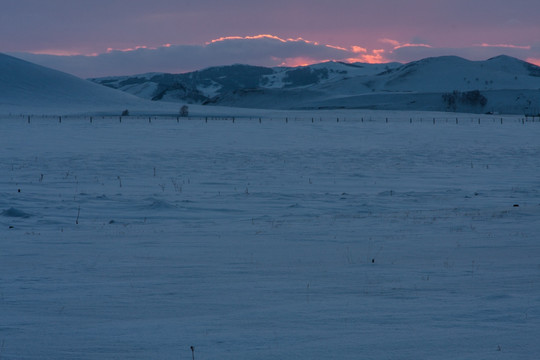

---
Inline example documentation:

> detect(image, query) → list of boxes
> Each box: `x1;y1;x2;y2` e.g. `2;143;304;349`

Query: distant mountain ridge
91;55;540;114
91;62;398;104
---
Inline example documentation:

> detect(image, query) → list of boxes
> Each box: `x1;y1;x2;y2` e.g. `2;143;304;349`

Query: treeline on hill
442;90;488;111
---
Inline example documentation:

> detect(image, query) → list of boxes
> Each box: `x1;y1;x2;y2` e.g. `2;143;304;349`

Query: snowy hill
91;62;399;104
379;55;540;92
91;56;540;114
2;52;539;115
0;53;180;115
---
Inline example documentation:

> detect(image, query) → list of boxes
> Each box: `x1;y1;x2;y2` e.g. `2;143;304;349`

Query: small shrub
180;105;189;117
442;90;487;111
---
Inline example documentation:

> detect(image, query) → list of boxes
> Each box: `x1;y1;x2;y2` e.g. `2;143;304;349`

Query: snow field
1;113;540;359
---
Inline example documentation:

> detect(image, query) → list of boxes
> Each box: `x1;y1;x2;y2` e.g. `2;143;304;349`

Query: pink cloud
106;45;152;53
326;44;349;51
394;43;432;50
478;43;531;50
379;38;401;47
26;49;87;56
379;38;432;50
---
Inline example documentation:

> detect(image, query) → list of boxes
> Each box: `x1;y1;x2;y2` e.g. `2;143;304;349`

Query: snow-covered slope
92;56;540;114
0;53;179;115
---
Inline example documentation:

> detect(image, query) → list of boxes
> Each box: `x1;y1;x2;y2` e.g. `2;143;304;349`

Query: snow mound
1;207;31;218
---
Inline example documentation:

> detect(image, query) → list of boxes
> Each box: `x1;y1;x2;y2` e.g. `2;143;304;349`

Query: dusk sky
2;0;540;77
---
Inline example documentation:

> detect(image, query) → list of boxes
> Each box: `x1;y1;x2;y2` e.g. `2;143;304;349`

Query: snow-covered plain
1;112;540;359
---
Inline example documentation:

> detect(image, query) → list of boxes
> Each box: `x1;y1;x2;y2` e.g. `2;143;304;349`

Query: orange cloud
364;49;387;63
347;49;387;64
526;58;540;66
279;56;330;67
207;35;393;64
351;46;367;53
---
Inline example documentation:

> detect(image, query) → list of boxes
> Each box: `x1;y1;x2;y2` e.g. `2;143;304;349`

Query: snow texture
1;113;540;359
